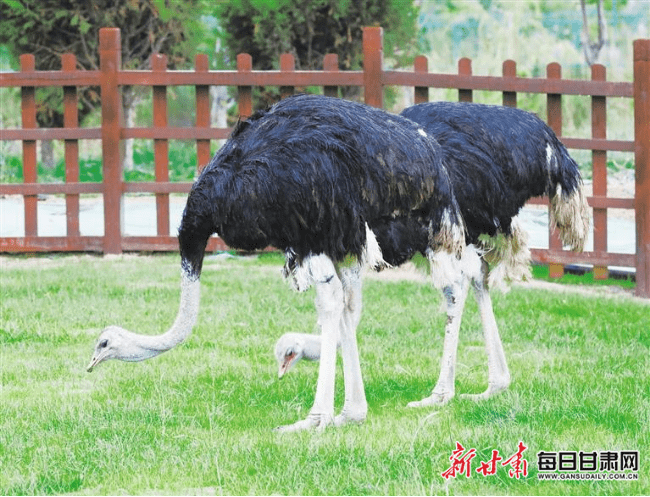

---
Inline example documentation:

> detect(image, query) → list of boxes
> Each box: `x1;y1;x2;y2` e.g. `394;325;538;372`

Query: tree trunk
210;85;229;148
580;0;606;66
122;86;138;171
40;140;55;170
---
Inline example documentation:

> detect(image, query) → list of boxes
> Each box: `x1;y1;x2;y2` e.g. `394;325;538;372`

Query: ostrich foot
407;390;454;408
274;412;334;433
334;404;367;427
460;382;509;402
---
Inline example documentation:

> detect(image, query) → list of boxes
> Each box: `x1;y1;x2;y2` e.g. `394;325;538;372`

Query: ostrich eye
99;339;108;349
285;349;294;357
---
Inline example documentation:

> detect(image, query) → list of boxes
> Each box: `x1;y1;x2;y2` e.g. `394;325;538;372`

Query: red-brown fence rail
1;27;649;298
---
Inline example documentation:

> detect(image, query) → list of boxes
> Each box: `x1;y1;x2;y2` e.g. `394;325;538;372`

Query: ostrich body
274;101;589;407
400;101;588;405
87;94;466;432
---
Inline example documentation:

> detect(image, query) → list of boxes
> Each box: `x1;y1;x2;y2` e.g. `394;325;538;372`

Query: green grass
531;264;637;291
1;254;648;495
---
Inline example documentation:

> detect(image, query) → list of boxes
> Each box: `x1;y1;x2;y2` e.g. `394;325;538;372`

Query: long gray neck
301;334;330;362
125;270;201;359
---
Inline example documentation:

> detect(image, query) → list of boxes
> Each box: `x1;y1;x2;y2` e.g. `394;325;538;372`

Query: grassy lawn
0;253;648;495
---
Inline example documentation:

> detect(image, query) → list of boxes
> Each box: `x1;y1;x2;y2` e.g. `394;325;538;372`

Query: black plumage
401;101;584;245
179;94;465;277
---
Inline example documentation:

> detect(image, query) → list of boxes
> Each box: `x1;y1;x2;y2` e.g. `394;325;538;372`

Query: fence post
502;60;517;107
153;54;170;237
237;54;253;119
280;53;295;99
62;53;80;237
414;56;429;104
591;64;608;280
634;39;650;298
100;28;123;254
458;58;473;102
323;54;339;98
363;27;383;108
195;54;211;171
546;62;564;278
20;54;37;238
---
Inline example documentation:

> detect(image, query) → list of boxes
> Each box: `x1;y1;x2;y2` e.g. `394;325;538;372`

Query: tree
0;0;205;168
214;0;423;107
580;0;605;66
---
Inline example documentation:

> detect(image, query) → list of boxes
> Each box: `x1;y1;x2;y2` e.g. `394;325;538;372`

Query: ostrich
274;101;589;407
87;94;466;432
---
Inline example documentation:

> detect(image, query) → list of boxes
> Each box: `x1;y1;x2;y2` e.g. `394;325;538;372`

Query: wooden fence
1;27;649;298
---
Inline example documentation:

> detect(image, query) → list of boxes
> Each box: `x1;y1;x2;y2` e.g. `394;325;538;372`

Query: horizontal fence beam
0;128;102;140
531;249;636;268
0;71;101;87
383;71;634;97
0;183;103;195
3;68;632;98
121;127;231;140
117;70;364;87
0;236;105;252
526;195;635;210
120;236;227;252
122;182;192;194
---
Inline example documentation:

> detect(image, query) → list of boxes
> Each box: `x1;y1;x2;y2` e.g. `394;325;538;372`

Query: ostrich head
87;326;164;372
275;333;308;378
274;332;329;378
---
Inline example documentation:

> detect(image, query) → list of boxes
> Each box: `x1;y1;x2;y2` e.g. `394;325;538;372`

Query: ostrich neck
301;334;325;361
127;270;201;359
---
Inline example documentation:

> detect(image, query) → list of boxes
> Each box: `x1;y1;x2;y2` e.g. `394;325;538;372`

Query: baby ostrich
274;101;589;407
87;94;466;432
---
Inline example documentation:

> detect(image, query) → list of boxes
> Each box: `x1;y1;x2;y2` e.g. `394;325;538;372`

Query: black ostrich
400;101;588;405
274;101;590;408
87;94;466;432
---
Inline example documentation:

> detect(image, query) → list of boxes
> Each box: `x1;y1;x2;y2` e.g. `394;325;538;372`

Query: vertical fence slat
20;54;38;237
195;54;211;172
153;54;170;237
414;56;429;104
280;53;295;99
323;54;339;98
100;28;123;254
634;39;650;297
591;64;608;280
502;60;517;107
62;53;80;237
458;58;473;102
237;54;253;119
546;62;565;278
363;27;383;108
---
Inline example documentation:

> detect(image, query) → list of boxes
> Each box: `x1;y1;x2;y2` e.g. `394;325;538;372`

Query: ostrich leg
408;274;470;407
276;255;344;432
461;260;510;400
334;265;367;426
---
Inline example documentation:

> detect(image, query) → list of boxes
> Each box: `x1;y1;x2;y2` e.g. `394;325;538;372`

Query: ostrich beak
86;350;108;372
278;353;297;379
86;356;100;373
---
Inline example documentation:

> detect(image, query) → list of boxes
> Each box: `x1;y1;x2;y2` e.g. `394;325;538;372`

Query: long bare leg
334;265;367;426
407;275;470;407
461;259;510;400
276;255;344;432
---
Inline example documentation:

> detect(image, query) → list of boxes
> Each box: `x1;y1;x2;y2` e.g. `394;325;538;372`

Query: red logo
442;441;529;480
